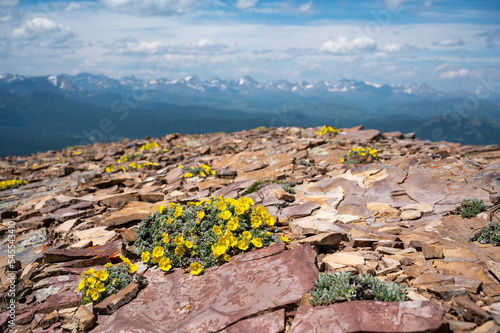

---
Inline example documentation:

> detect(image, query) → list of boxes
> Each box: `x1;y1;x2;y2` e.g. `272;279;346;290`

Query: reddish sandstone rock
289;301;446;333
93;244;319;333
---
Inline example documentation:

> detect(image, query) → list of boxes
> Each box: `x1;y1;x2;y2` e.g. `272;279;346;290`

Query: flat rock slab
281;202;321;219
44;240;122;263
221;309;284;333
93;244;319;333
289;301;446;333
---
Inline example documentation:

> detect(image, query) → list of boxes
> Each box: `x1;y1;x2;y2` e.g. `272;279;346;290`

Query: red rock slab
280;202;321;219
221;309;285;333
289;301;447;333
43;240;122;263
339;129;382;142
93;244;319;333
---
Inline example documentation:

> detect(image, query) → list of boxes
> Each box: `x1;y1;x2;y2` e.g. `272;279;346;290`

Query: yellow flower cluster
316;126;340;136
105;165;115;173
127;161;159;171
76;268;109;302
117;152;138;164
256;126;266;131
139;195;284;277
0;179;28;191
340;147;378;163
120;255;138;273
183;164;216;178
139;142;160;151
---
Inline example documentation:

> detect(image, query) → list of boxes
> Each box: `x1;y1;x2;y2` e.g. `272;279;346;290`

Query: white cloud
320;37;376;55
100;0;197;16
12;18;75;46
432;38;465;47
234;0;258;10
385;0;408;11
298;1;313;15
439;69;469;79
188;39;228;51
65;2;85;11
381;43;419;53
0;0;18;7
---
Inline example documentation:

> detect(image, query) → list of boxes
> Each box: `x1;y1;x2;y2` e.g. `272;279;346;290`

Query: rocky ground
1;125;500;333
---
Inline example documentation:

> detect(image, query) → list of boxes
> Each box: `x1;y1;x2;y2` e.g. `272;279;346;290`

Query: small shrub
310;272;409;306
139;142;160;151
116;152;142;164
246;179;296;195
340;147;378;164
451;199;487;218
135;196;287;275
469;222;500;246
76;257;144;305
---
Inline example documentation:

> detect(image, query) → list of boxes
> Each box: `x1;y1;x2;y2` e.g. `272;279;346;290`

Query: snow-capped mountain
0;72;453;99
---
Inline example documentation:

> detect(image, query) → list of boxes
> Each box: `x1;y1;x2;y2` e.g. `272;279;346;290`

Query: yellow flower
242;231;252;240
197;211;205;219
340;158;345;163
252;238;263;248
200;171;206;177
95;269;109;282
223;253;231;262
186;241;194;248
227;218;238;231
84;268;95;275
184;172;193;178
167;217;174;224
175;246;186;256
104;263;113;268
280;235;289;243
153;246;165;262
178;165;183;169
141;251;150;263
238;239;249;251
77;279;85;292
159;257;172;271
163;233;170;244
212;244;226;258
89;288;99;301
221;210;232;220
235;205;245;215
157;205;165;213
95;280;106;292
212;225;222;235
86;276;97;288
174;234;184;245
128;264;138;274
189;262;203;275
174;206;183;218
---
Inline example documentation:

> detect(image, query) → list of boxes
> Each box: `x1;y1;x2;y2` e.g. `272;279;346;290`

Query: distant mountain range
0;72;499;157
0;72;471;99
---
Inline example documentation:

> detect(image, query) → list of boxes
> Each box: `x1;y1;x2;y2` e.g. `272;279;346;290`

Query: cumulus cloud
432;38;465;47
12;17;75;47
65;2;85;11
234;0;258;10
188;39;228;51
298;1;313;15
381;43;419;53
477;29;500;48
320;37;376;55
100;0;197;16
439;69;469;79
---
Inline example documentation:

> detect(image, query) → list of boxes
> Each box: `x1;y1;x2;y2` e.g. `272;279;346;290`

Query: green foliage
310;272;409;306
135;196;284;274
452;199;487;218
470;222;500;246
246;179;296;195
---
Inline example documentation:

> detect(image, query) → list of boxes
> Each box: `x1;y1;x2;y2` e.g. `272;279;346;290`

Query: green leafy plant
451;199;487;218
310;272;409;306
135;196;287;276
76;257;145;305
246;179;296;195
469;222;500;246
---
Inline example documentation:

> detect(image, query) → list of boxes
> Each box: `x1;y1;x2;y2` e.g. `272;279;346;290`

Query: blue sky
0;0;499;92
